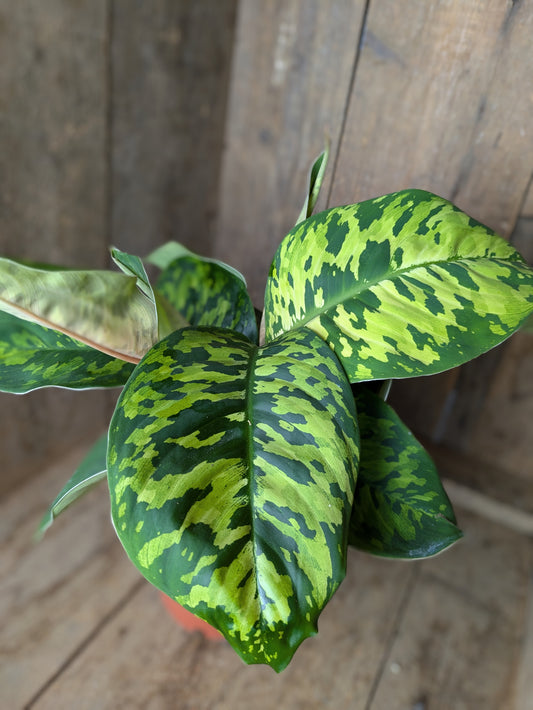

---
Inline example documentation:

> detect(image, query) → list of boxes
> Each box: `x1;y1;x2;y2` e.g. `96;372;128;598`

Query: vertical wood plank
0;0;112;496
214;0;367;306
111;0;238;258
330;0;533;237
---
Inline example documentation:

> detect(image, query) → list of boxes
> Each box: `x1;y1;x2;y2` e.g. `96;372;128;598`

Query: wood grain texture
30;549;415;709
213;0;367;306
0;1;113;496
330;0;533;238
369;508;533;710
3;471;528;709
0;445;140;709
111;0;237;259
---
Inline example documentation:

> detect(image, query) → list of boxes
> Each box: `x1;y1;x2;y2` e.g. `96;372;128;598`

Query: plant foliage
2;154;533;670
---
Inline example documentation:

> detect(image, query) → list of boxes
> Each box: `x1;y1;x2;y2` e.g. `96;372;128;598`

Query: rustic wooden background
1;2;533;708
1;0;531;498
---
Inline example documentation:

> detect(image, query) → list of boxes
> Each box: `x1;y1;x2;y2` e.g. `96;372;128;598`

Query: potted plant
1;152;532;672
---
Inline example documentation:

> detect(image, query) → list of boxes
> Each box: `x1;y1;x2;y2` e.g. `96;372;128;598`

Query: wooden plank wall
1;0;532;497
0;0;237;495
214;0;533;490
0;0;112;496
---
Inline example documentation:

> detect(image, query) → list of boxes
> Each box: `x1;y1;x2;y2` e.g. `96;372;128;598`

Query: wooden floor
2;446;533;710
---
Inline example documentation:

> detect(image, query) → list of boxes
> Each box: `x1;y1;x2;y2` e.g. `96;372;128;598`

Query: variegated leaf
38;433;108;537
0;257;158;363
107;326;359;670
155;256;258;342
0;311;134;393
146;241;247;285
264;190;533;381
350;386;461;558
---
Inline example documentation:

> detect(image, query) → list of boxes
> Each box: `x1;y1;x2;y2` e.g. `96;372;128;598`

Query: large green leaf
154;256;258;343
0;257;157;363
349;386;462;558
264;190;533;381
107;326;359;671
38;433;108;537
0;311;134;393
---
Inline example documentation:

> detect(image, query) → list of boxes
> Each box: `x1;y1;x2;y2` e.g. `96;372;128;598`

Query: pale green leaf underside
155;256;258;342
38;433;108;537
107;326;359;671
350;386;462;558
111;246;188;340
265;190;533;381
0;311;134;393
0;257;158;363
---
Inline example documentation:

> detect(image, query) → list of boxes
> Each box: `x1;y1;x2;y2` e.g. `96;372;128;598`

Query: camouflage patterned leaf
146;241;247;284
107;326;359;670
0;311;134;393
0;257;157;363
154;256;258;342
264;190;533;381
295;144;330;225
38;433;108;537
349;386;462;558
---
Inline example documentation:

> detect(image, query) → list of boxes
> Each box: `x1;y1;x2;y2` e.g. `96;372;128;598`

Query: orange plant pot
159;592;223;641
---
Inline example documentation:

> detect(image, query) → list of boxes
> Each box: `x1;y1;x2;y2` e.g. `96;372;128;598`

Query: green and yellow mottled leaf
296;144;330;225
0;257;158;363
38;433;108;537
349;386;462;558
264;190;533;381
155;256;258;342
146;241;247;285
0;311;134;393
107;326;359;670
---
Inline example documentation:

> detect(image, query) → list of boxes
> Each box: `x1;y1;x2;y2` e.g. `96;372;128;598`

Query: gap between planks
23;578;145;710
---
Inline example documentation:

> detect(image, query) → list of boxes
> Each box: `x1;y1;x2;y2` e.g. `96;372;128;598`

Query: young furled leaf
107;326;359;671
0;311;134;393
349;386;462;558
264;190;533;381
295;143;330;225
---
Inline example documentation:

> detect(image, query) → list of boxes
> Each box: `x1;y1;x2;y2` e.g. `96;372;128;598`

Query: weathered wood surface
0;1;112;496
0;1;238;496
2;447;531;709
0;445;141;709
111;0;237;258
213;0;367;306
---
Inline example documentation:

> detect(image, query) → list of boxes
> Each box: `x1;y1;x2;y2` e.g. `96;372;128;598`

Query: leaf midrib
273;254;528;337
243;343;269;625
